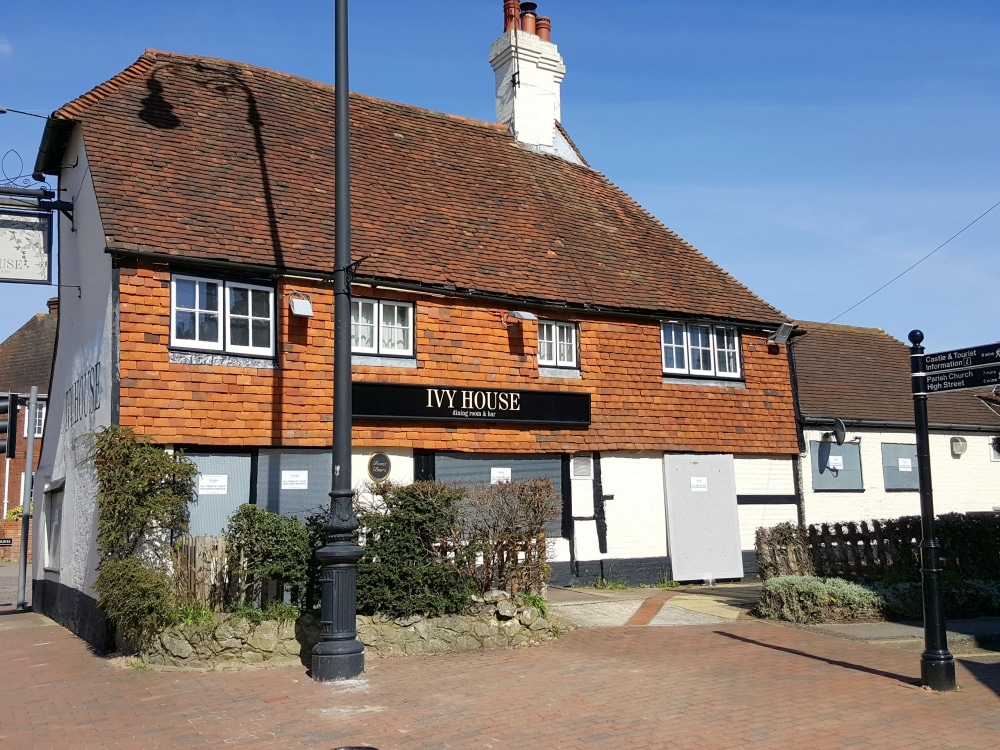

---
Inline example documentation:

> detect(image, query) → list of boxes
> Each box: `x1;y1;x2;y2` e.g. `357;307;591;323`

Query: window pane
557;323;576;366
202;281;219;311
715;327;739;374
251;289;270;318
690;325;712;372
175;279;196;310
251;319;270;348
377;303;412;353
230;287;249;316
352;300;377;351
175;311;196;340
200;313;219;343
538;322;555;364
230;318;249;346
662;323;686;371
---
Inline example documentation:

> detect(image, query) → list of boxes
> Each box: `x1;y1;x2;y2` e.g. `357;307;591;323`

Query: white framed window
22;402;45;438
352;299;414;356
660;322;741;378
171;275;275;356
538;321;578;368
44;490;63;571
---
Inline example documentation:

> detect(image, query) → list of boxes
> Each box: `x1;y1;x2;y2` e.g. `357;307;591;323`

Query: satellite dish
832;418;847;446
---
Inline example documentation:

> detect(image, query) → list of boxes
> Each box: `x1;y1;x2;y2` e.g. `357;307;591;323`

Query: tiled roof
0;304;57;395
41;50;786;326
791;320;1000;429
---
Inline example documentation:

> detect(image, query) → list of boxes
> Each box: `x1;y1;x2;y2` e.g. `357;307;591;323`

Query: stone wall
139;591;560;669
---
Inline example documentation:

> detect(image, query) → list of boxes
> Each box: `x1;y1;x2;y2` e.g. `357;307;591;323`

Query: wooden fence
807;519;922;582
177;531;550;609
174;535;229;610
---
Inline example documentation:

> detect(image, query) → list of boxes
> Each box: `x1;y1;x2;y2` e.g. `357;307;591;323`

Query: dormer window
661;322;741;379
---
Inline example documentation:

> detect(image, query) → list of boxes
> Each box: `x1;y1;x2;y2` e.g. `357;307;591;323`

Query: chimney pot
536;16;551;42
503;0;520;31
520;2;537;35
46;297;59;315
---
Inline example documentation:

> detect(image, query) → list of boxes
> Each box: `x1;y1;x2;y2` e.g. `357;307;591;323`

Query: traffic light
0;393;17;458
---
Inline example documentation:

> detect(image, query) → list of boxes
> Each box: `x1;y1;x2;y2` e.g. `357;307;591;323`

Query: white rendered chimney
490;2;565;151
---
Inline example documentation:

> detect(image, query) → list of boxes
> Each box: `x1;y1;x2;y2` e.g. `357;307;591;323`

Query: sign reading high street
923;344;1000;373
925;366;1000;394
353;382;591;426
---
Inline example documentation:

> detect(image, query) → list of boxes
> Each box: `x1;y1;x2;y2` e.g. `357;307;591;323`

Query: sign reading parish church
353;382;590;426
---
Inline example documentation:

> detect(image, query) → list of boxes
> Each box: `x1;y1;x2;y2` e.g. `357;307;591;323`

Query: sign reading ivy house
353;382;591;426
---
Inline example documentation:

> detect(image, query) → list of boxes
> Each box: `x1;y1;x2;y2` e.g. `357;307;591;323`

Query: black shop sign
353;382;590;426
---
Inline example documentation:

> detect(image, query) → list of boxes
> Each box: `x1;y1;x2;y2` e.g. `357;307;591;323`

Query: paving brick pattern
2;611;1000;749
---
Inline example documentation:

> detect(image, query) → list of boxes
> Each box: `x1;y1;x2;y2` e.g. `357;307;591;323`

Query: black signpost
906;331;1000;691
908;331;956;691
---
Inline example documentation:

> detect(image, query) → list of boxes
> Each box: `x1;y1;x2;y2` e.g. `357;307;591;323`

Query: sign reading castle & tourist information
922;343;1000;394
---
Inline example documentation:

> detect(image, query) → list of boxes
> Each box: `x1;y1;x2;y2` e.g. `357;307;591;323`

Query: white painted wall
733;456;799;551
594;452;668;560
350;448;414;492
801;427;1000;524
32;131;115;600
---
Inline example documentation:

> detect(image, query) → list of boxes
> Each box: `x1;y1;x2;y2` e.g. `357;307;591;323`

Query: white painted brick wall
598;453;668;559
732;456;798;551
489;30;565;149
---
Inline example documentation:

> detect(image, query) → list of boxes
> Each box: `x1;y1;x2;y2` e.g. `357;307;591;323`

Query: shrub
89;426;197;561
224;504;311;607
5;504;25;521
88;426;198;649
356;481;475;618
754;522;814;581
753;576;881;623
461;478;561;594
93;557;176;648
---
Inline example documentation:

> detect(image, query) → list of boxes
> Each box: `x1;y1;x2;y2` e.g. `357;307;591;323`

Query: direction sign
924;343;1000;373
925;366;1000;394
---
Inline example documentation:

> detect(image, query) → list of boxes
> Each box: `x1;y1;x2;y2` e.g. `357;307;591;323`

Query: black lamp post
312;0;364;682
908;330;955;691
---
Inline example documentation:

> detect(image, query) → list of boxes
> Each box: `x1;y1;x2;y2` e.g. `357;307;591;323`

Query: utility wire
811;197;1000;335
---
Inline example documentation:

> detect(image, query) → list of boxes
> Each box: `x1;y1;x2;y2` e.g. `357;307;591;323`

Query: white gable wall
32;129;115;609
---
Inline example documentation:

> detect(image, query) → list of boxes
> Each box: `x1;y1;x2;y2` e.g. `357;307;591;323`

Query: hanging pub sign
0;209;52;284
353;382;591;426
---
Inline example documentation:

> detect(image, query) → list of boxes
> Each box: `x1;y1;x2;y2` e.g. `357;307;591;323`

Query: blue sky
2;0;998;354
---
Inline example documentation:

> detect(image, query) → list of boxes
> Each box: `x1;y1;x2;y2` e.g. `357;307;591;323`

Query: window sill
539;366;581;379
352;354;417;369
812;488;866;493
169;350;277;369
661;375;745;388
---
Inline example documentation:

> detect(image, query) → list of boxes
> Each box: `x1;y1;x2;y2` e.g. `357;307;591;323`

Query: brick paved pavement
2;609;1000;749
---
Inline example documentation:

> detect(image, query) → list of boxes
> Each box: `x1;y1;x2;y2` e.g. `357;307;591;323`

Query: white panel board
664;454;744;581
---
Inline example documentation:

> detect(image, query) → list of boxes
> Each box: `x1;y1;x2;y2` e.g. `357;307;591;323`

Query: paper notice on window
282;470;308;490
827;455;844;471
199;475;228;495
898;457;912;472
690;477;708;492
491;467;512;484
